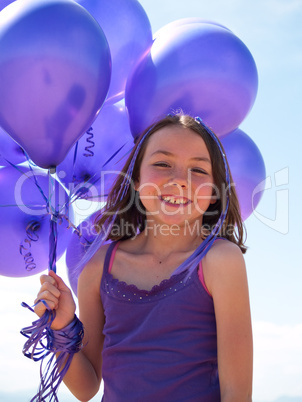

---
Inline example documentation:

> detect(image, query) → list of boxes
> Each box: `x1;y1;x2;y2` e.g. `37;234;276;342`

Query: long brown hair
94;114;247;253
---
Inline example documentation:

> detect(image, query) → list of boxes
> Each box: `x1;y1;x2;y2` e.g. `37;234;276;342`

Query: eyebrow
150;150;211;164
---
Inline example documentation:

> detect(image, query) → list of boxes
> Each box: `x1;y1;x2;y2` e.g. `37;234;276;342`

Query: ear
210;196;217;205
210;189;218;204
134;178;140;191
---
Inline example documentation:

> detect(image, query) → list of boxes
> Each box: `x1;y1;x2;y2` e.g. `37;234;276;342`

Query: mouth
160;195;191;206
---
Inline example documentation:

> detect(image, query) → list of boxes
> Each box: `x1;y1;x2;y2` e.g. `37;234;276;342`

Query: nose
170;181;186;188
168;169;188;189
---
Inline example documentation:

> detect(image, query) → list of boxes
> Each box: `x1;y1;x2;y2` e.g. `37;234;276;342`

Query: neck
136;219;204;259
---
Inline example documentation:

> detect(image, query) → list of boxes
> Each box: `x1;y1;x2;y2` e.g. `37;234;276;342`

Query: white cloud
253;321;302;401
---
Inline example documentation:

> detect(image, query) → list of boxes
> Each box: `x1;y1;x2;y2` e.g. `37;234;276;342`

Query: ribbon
21;302;84;402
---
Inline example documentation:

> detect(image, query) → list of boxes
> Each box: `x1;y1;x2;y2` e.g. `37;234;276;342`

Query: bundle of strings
21;302;84;402
79;114;231;277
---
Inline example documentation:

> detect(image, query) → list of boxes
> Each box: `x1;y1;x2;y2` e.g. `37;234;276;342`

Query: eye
153;162;171;168
191;167;207;174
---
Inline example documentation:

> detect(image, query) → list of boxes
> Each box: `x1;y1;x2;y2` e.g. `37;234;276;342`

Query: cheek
192;179;216;204
140;186;156;197
137;181;161;200
136;171;164;192
193;178;215;194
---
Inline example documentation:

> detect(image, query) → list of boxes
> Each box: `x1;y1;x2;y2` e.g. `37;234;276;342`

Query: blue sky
0;0;302;401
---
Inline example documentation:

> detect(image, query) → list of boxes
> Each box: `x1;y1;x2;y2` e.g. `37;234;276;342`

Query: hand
34;270;76;330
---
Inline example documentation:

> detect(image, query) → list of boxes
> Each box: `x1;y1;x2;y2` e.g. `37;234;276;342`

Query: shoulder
202;239;247;297
204;238;245;266
78;243;111;292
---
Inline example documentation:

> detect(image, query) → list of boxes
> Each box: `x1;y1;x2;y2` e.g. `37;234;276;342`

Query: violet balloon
57;102;134;202
221;128;266;221
126;23;258;138
76;0;153;104
154;18;231;39
0;0;111;169
0;0;15;12
66;211;100;295
0;166;73;277
0;127;26;166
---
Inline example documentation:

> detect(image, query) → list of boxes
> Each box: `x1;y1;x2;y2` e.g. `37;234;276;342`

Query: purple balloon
66;211;101;295
57;102;134;202
126;23;258;138
221;128;266;221
0;165;73;277
0;0;111;169
76;0;153;104
0;126;26;166
154;18;231;39
0;0;15;12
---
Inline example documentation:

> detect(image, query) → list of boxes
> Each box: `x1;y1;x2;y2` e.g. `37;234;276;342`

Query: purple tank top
100;241;220;401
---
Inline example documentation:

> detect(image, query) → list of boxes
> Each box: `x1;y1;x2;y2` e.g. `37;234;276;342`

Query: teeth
162;196;188;204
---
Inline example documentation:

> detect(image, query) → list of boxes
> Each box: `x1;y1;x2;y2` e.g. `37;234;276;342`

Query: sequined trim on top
102;269;193;303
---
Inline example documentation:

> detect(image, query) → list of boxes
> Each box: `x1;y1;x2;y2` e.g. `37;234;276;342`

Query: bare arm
203;241;253;401
34;246;108;402
62;248;106;401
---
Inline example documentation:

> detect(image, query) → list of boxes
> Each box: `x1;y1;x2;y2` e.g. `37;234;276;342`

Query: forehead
144;125;210;157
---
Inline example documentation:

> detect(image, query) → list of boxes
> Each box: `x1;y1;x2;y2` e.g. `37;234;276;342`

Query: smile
160;195;191;205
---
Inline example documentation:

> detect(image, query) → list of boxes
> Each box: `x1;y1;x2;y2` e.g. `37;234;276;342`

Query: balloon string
24;153;49;207
0;204;47;208
58;213;81;236
64;139;88;208
112;144;134;167
4;154;49;208
83;127;94;157
22;149;37;167
71;140;79;183
64;141;132;206
48;169;57;273
101;142;128;168
59;213;93;245
76;144;133;201
64;139;79;209
48;218;57;273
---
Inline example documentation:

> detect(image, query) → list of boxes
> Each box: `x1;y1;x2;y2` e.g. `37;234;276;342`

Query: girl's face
135;125;216;228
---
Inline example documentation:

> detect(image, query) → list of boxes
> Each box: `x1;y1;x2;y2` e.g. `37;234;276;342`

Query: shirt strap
103;241;120;274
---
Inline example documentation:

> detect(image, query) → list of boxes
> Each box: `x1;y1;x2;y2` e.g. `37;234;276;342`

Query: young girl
34;114;253;401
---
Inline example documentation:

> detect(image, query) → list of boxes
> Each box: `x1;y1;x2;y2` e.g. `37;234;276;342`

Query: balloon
76;0;153;104
57;102;134;202
154;18;231;39
221;128;266;220
0;127;26;166
126;23;258;138
0;0;111;169
0;0;15;12
66;211;101;295
0;166;73;277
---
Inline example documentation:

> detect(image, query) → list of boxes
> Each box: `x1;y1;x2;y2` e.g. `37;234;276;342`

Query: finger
40;281;61;299
48;270;72;293
34;298;57;314
34;290;59;310
34;289;59;306
40;273;57;287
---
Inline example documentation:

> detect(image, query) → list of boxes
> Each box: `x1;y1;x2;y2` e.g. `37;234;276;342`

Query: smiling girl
34;114;253;401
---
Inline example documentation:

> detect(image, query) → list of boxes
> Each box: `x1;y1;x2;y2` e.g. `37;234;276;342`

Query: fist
34;270;76;330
